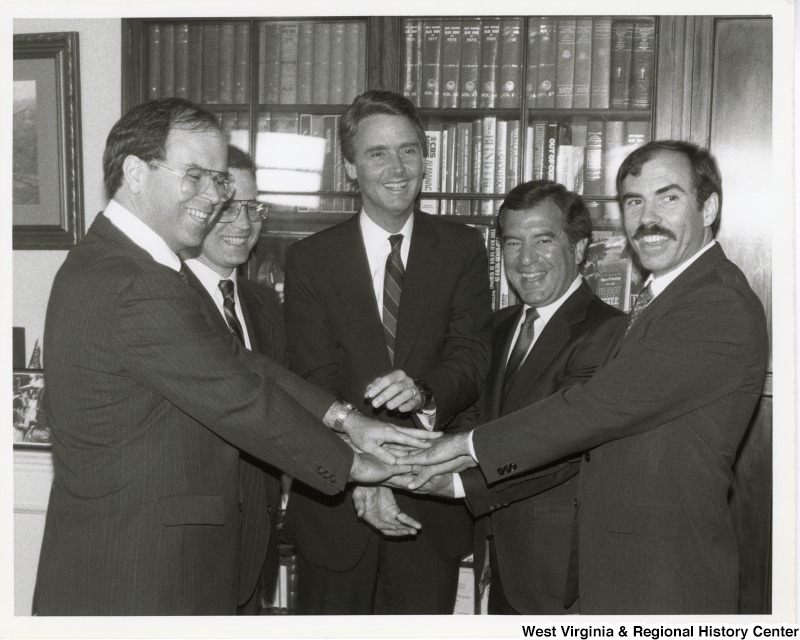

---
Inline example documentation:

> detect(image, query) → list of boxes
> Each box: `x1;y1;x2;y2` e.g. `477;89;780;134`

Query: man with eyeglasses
34;98;435;616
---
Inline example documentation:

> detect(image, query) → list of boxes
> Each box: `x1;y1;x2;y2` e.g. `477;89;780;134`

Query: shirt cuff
416;409;436;431
452;472;466;499
468;429;478;462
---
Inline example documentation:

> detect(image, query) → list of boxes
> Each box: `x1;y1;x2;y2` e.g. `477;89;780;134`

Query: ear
344;158;358;181
574;237;589;265
702;192;719;229
122;155;146;195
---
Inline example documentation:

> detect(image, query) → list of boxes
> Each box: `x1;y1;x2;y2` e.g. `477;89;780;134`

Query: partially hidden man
402;140;769;614
283;90;492;614
33;98;435;616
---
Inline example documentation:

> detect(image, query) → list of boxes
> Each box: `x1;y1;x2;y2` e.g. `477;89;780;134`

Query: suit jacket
472;244;769;613
34;214;353;615
459;282;625;613
184;267;287;607
283;210;492;571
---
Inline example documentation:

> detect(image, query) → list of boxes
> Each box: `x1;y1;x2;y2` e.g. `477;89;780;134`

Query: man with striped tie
283;90;492;614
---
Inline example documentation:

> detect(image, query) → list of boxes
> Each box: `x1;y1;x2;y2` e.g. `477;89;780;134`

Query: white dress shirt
104;199;181;272
184;258;252;350
645;240;716;299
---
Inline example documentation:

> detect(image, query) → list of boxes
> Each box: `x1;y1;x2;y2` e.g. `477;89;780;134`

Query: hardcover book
479;19;501;108
573;18;593;109
459;19;482;109
422;21;444;108
441;20;462;108
498;18;523;108
590;17;612;108
555;18;576;109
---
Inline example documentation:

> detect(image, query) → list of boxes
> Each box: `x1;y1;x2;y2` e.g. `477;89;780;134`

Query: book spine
148;24;161;99
329;23;346;104
440;20;462;109
403;20;423;106
555;18;576;109
532;121;547;180
556;144;572;189
573;18;593;109
160;24;175;98
312;23;331;104
232;23;249;103
480;116;497;215
420;127;442;215
625;120;651;147
630;19;655;110
279;23;299;105
570;119;588;194
333;114;346;211
590;18;612;109
536;18;557;108
522;124;534;182
498;17;523;108
444;123;458;214
526;21;539;107
544;121;559;182
603;120;626;194
262;23;281;104
609;20;634;109
494;119;508;201
188;24;203;103
455;122;473;215
320;114;337;211
487;226;498;310
470;119;483;215
584;120;604;195
296;22;315;104
343;22;361;104
493;227;503;307
459;19;482;109
479;19;500;109
421;20;443;109
218;23;235;104
357;23;367;96
506;119;520;194
202;24;220;104
174;23;190;99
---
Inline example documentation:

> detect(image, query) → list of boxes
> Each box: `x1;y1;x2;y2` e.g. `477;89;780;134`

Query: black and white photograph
1;0;794;637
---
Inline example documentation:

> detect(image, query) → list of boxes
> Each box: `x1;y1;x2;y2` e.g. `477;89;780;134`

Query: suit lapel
483;307;523;420
502;283;593;413
393;212;442;369
237;289;261;353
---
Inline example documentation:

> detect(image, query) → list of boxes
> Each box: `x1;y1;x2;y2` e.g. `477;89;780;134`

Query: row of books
420;116;651;216
146;20;366;106
402;16;655;111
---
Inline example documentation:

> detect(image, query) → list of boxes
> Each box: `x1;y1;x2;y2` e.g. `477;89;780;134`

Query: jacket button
329;474;336;483
497;468;504;475
317;466;324;474
509;463;517;471
584;451;591;462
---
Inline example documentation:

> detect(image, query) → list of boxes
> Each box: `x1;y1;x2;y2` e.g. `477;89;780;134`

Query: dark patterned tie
501;307;539;401
218;279;245;345
623;283;654;338
382;234;405;364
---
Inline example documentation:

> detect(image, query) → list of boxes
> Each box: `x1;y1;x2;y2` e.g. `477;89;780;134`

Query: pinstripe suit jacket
33;213;353;615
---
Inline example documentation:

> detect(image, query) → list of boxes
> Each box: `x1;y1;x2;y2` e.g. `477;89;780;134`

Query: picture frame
13;369;50;449
13;32;84;250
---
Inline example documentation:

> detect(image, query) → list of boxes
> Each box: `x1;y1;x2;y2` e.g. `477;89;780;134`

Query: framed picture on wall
13;369;50;449
13;31;84;250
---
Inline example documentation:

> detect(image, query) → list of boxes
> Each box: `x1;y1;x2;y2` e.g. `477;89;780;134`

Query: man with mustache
401;140;769;614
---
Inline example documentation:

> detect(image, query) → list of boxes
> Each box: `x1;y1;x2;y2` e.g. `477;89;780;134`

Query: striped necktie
218;279;245;345
501;307;539;401
623;283;654;339
382;234;405;364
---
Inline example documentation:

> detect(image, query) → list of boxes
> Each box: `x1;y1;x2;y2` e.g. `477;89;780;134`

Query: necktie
501;307;539;401
218;279;245;345
382;234;405;364
623;283;654;338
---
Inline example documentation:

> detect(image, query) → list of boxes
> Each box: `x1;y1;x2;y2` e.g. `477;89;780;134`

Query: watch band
413;379;435;412
332;402;358;433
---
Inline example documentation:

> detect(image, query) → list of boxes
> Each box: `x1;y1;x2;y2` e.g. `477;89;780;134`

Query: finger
363;371;406;398
359;442;397;465
369;382;407;408
380;527;418;537
395;512;423;530
384;385;419;411
380;430;438;449
391;426;442;440
407;465;440;490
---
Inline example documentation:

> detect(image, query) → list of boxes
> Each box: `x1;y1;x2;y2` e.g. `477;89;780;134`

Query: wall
12;18;121;616
13;18;121;363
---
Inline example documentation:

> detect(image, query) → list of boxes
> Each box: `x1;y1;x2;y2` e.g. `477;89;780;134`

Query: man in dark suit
33;98;434;616
403;141;770;614
182;145;287;614
283;90;492;614
449;181;625;614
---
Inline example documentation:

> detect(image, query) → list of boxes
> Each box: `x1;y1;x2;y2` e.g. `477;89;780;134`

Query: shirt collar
645;240;717;298
183;257;237;299
523;275;584;325
359;209;415;254
103;199;182;272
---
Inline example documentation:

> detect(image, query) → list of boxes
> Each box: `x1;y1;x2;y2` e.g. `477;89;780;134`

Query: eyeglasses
149;160;235;200
216;200;270;224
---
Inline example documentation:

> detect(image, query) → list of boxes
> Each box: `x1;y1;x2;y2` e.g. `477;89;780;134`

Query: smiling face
621;150;718;278
139;127;229;253
197;167;261;276
502;201;587;308
344;114;424;232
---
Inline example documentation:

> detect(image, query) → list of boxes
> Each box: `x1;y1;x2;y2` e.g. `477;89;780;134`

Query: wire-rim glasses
149;160;235;200
217;200;270;224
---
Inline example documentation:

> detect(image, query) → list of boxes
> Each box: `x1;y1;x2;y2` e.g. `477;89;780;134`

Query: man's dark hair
227;144;256;175
498;180;593;255
339;90;427;164
616;140;723;235
102;97;222;197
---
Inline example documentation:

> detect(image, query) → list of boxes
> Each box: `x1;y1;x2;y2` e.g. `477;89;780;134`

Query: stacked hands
342;370;476;537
